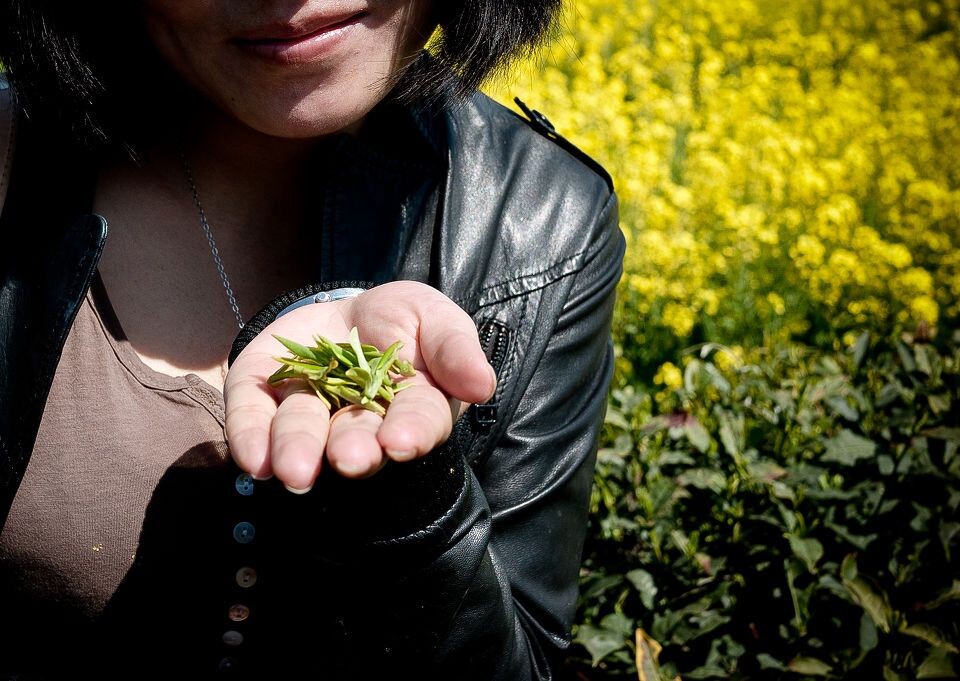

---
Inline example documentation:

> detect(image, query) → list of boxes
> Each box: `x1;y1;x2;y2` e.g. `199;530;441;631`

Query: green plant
568;330;960;680
269;327;416;415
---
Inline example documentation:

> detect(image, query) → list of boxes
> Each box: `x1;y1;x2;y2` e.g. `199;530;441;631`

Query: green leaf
685;665;727;679
758;653;787;671
940;522;960;561
394;358;416;377
684;419;711;453
914;344;933;375
826;521;877;550
917;648;958;679
822;429;877;466
929;393;952;415
787;534;824;572
272;334;320;361
852;331;870;370
896;341;917;372
626;569;658;610
843;574;893;633
600;612;634;638
925;581;960;610
678;468;726;494
883;667;909;681
604;408;631;430
581;574;624;601
826;396;859;421
878;455;895;475
901;623;959;654
574;624;626;666
860;612;878;651
787;657;833;675
348;326;370;372
718;410;744;456
315;335;352;366
747;460;787;482
841;554;859;582
671;529;693;556
921;427;960;442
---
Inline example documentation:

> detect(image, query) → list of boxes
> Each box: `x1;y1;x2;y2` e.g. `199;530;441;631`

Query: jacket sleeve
245;191;624;680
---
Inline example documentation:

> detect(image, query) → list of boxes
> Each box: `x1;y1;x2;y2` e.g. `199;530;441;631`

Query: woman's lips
233;12;367;64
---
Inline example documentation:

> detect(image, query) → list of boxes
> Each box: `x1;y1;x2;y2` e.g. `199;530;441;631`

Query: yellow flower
767;293;787;316
654;362;684;390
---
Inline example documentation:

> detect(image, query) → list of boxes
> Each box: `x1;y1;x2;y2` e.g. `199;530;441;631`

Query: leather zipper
450;319;511;464
471;320;510;430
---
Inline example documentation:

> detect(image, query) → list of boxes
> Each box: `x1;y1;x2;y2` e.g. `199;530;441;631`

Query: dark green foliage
567;330;960;680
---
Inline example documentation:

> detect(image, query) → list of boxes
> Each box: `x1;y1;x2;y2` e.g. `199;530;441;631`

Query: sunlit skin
96;1;496;492
141;0;436;138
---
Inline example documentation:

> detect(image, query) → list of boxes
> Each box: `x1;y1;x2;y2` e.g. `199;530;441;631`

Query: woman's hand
223;281;496;492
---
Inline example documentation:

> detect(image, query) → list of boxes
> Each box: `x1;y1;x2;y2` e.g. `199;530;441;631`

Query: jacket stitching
367;464;470;547
471;192;617;307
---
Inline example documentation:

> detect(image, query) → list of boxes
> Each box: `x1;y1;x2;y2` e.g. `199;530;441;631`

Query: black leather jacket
0;86;624;679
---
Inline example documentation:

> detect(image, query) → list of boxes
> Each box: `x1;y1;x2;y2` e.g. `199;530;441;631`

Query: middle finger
325;406;385;478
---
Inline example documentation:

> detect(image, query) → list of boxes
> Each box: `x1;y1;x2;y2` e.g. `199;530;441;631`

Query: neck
179;102;317;208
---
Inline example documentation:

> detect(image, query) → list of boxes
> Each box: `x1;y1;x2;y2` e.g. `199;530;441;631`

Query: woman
0;1;624;678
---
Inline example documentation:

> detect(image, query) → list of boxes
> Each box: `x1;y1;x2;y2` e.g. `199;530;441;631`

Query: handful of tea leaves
268;327;416;416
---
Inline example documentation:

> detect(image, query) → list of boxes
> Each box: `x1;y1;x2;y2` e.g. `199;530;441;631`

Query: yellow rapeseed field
486;0;960;380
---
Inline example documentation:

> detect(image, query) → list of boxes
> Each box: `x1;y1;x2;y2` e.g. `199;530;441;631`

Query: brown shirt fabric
0;270;236;675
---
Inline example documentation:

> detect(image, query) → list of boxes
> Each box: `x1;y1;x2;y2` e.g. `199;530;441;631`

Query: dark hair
0;0;561;152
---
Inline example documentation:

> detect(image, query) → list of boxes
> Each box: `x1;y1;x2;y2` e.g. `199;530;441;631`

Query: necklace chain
180;154;246;330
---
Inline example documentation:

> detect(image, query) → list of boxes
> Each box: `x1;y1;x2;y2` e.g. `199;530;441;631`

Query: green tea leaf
349;326;370;372
860;612;878;651
272;334;320;361
574;624;626;666
787;657;833;676
822;429;877;466
917;648;958;679
758;654;787;670
684;419;711;453
852;332;870;370
626;569;658;610
787;534;824;573
901;623;959;654
843;574;893;633
924;581;960;610
678;468;726;494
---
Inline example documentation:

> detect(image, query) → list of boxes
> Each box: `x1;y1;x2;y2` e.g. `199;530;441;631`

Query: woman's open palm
223;281;496;492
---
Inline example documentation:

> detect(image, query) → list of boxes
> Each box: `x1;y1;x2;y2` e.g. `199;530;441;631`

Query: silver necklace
180;155;246;330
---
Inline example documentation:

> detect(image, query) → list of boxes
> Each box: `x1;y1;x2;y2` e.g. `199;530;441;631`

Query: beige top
0;269;236;674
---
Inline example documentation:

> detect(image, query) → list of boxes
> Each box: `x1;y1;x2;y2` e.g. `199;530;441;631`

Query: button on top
235;567;257;588
222;630;244;647
228;604;250;622
232;521;255;544
234;473;254;496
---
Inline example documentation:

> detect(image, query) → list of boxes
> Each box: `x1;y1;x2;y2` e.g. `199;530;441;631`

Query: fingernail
252;473;274;481
487;363;497;388
284;484;313;495
386;449;416;462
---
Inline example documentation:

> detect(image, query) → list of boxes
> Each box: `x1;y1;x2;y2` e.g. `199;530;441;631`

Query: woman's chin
212;89;376;140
